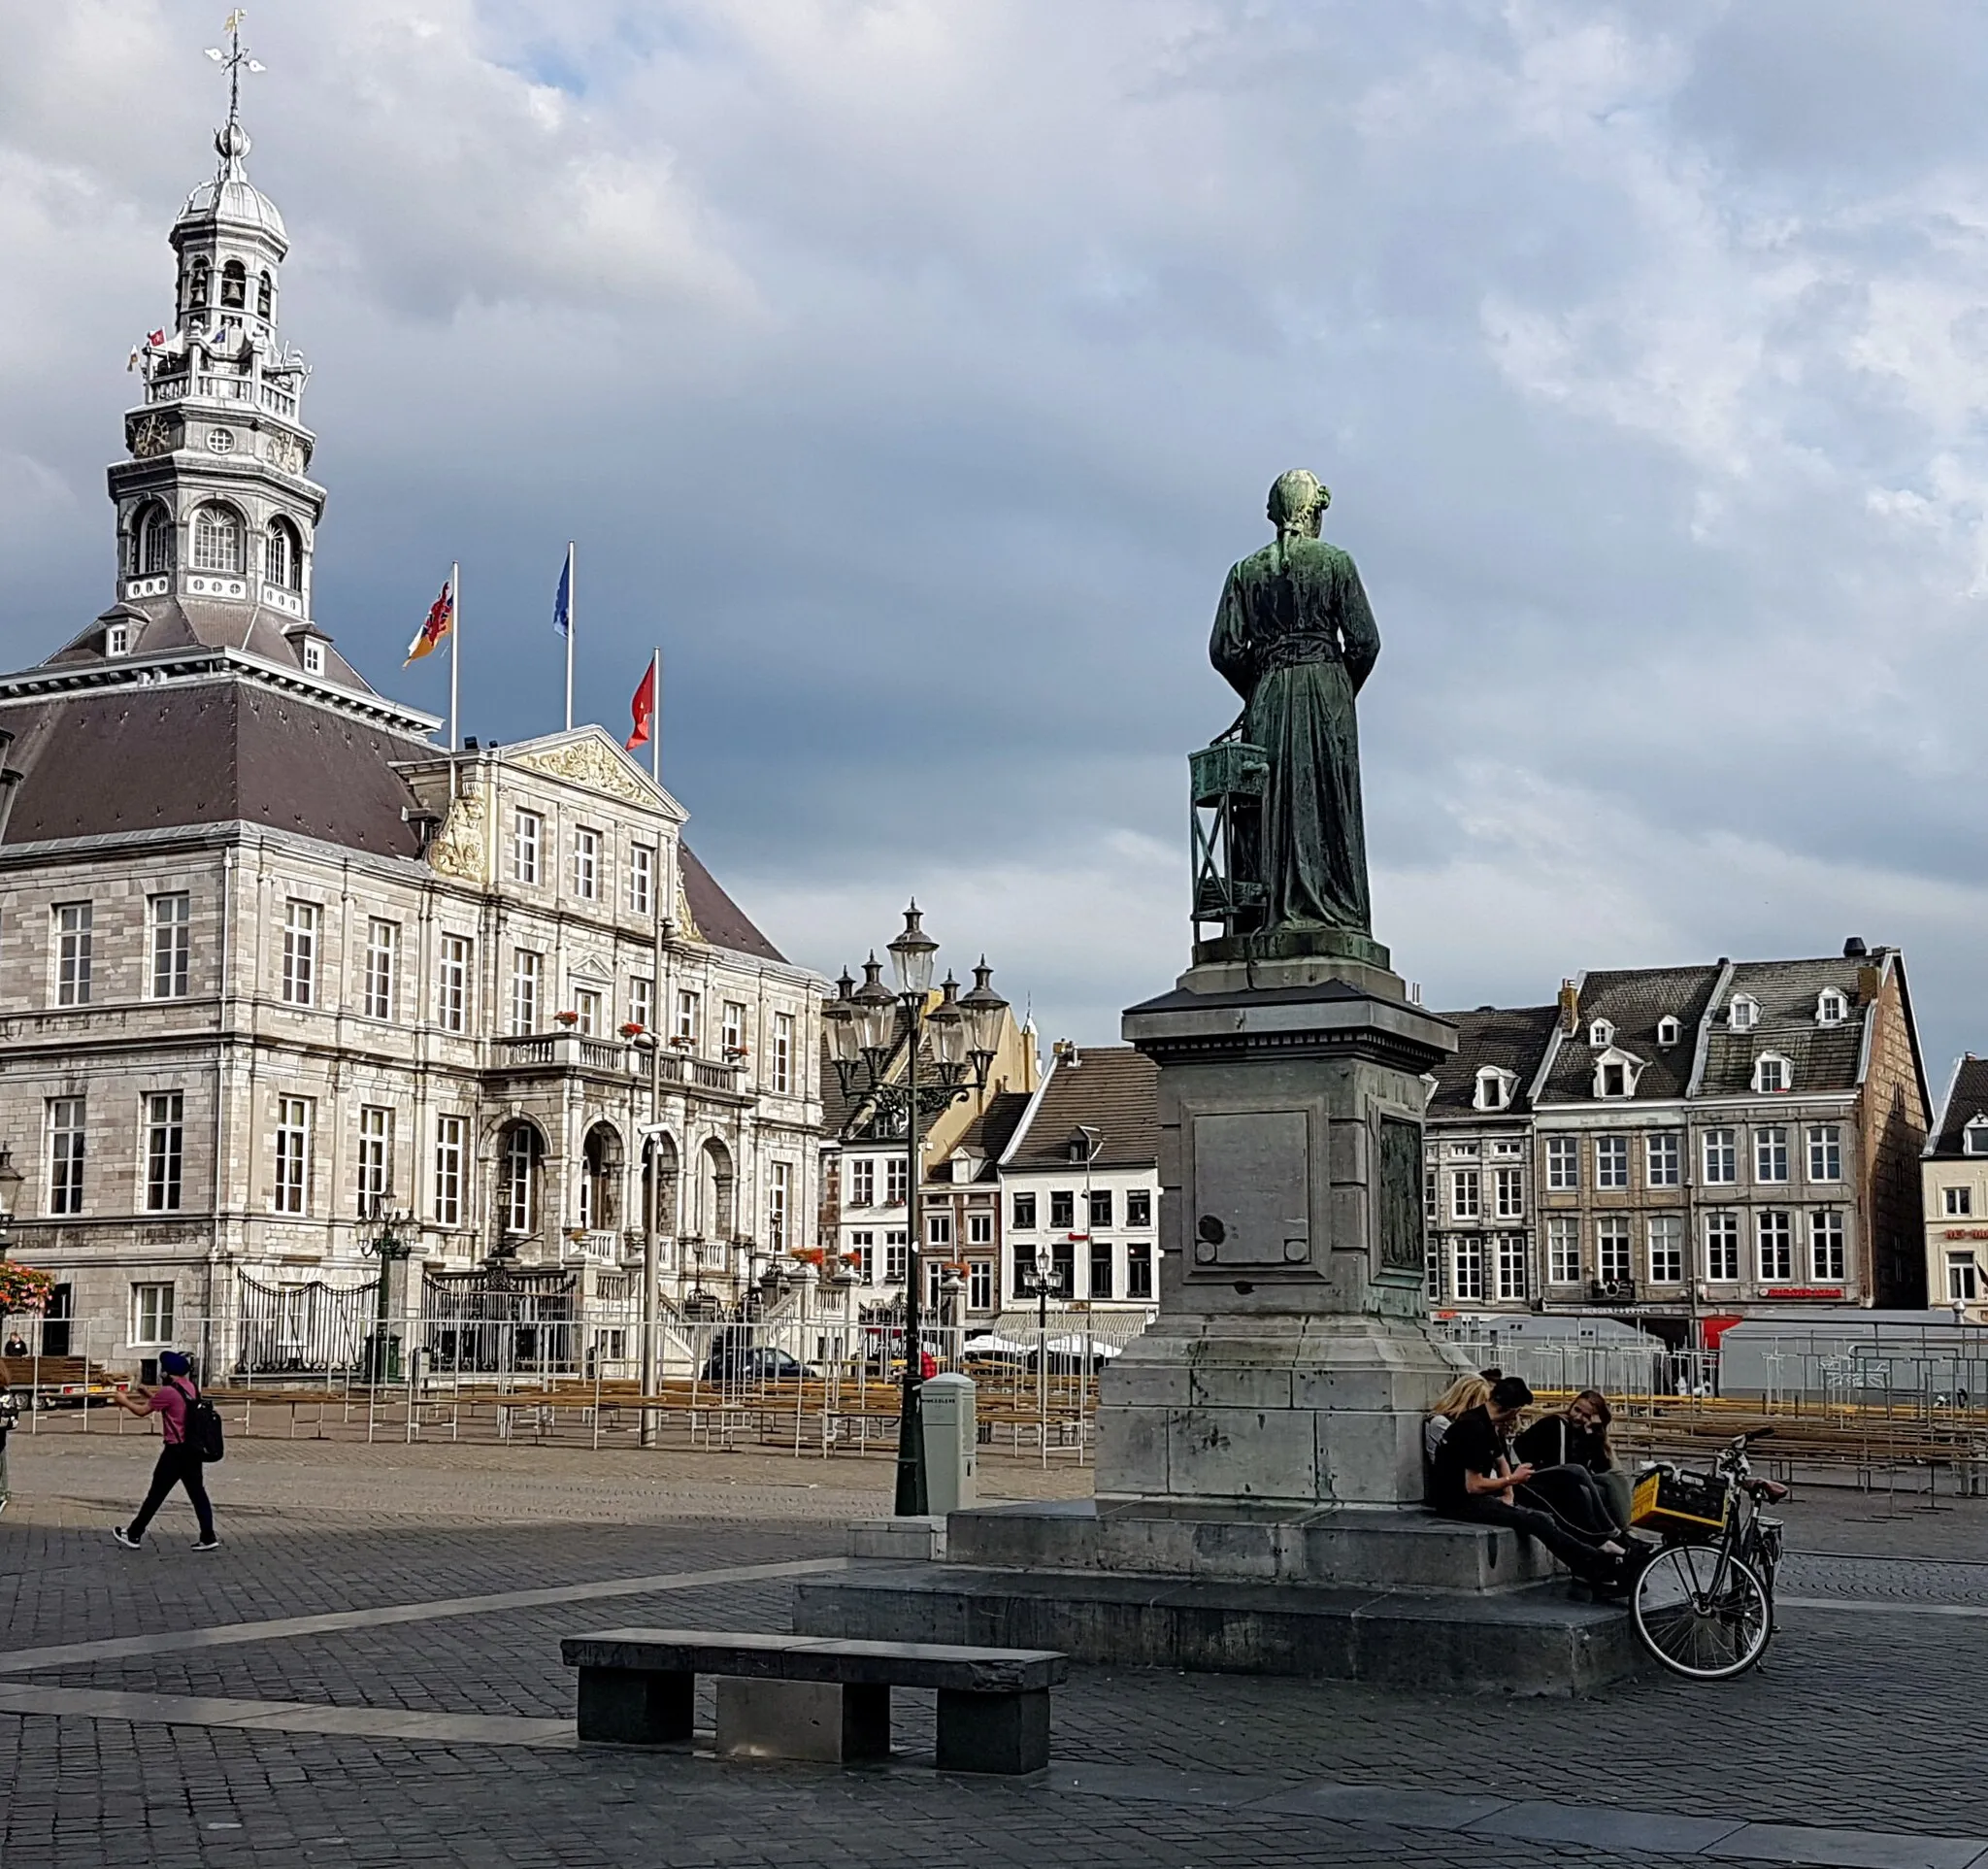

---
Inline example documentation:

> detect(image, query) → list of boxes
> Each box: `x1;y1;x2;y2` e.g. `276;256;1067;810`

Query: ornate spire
204;9;264;180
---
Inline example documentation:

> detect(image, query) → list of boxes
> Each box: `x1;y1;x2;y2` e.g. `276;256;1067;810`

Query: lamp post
364;1207;414;1385
0;1149;21;1260
1019;1243;1064;1428
823;906;1008;1518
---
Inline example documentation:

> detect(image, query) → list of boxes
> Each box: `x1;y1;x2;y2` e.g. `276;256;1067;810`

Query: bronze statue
1208;470;1378;940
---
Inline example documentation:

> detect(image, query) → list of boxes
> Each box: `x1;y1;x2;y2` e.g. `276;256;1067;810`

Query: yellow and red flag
403;581;453;666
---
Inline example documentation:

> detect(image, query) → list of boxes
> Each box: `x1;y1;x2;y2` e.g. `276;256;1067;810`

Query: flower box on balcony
619;1022;646;1038
554;1011;580;1027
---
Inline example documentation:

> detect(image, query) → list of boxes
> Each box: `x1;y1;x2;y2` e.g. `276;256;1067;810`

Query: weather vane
204;10;265;133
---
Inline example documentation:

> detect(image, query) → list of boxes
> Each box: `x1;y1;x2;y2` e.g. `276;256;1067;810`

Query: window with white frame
1646;1131;1681;1187
1948;1253;1979;1302
968;1210;993;1246
572;826;600;900
885;1158;908;1206
848;1231;875;1283
1806;1124;1841;1183
1816;989;1847;1026
1647;1215;1684;1285
1423;1169;1438;1224
131;1282;175;1346
1547;1216;1581;1285
1729;994;1760;1031
55;902;92;1006
1474;1067;1513;1112
1968;1118;1988;1156
281;900;316;1006
145;1092;183;1214
1493;1166;1523;1219
1756;1209;1795;1282
885;1231;909;1284
47;1097;85;1214
927;1209;951;1248
1450;1169;1480;1221
1753;1052;1792;1094
629;844;654;917
1594;1135;1629;1189
721;1001;746;1055
438;935;470;1034
1545;1136;1578;1190
1656;1015;1682;1047
302;640;324;676
849;1160;876;1208
1595;1056;1635;1098
501;1126;538;1234
1704;1212;1741;1282
1495;1234;1527;1302
675;989;701;1047
511;950;541;1035
363;918;398;1020
1589;1018;1614;1048
1808;1208;1846;1283
1946;1185;1974;1218
273;1097;312;1214
434;1114;464;1227
1425;1236;1442;1301
576;988;602;1038
512;809;542;884
768;1161;791;1252
357;1105;392;1217
1597;1217;1632;1285
1451;1235;1484;1301
629;976;652;1033
106;622;131;656
191;503;243;573
971;1259;995;1309
1702;1128;1737;1185
773;1013;794;1094
149;894;190;999
1754;1126;1789;1184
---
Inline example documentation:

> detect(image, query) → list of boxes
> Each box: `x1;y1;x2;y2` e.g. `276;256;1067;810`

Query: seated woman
1429;1376;1627;1591
1423;1374;1491;1470
1514;1388;1631;1529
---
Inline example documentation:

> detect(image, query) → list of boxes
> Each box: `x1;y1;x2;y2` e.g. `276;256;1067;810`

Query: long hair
1574;1386;1614;1461
1428;1374;1491;1419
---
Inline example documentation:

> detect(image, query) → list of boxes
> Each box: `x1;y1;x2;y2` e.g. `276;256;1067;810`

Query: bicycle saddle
1747;1478;1791;1503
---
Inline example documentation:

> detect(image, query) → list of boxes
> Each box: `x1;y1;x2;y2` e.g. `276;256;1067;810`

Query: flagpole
448;559;461;782
651;648;661;785
563;541;575;733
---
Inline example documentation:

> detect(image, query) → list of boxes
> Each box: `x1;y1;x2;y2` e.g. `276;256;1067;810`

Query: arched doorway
698;1137;735;1241
644;1131;679;1241
580;1121;623;1234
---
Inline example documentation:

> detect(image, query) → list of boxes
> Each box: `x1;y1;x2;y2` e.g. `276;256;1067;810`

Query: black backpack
179;1380;225;1464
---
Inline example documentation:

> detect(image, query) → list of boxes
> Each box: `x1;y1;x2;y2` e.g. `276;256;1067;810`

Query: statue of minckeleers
1208;469;1377;938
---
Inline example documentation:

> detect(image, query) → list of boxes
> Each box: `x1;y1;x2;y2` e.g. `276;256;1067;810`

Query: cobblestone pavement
5;1434;1988;1868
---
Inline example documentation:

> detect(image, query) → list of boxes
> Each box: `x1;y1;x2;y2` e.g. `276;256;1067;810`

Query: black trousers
1445;1497;1617;1585
1514;1463;1622;1539
128;1444;215;1542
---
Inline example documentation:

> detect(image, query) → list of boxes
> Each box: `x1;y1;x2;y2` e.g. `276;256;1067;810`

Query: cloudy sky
7;0;1988;1074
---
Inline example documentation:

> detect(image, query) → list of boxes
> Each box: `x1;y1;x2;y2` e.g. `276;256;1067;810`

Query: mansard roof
1929;1055;1988;1158
677;846;784;963
1427;1005;1557;1117
46;599;376;697
1697;956;1871;1099
1537;964;1722;1105
1002;1046;1159;1173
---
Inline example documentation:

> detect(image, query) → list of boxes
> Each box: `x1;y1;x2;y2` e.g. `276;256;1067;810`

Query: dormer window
1816;989;1847;1027
1592;1048;1642;1100
1967;1117;1988;1157
1656;1016;1681;1048
1588;1018;1614;1049
1474;1066;1516;1113
1729;995;1760;1032
105;624;130;657
1753;1052;1793;1093
302;641;324;676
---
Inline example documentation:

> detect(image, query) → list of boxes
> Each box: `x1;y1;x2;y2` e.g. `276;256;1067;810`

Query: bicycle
1629;1426;1789;1681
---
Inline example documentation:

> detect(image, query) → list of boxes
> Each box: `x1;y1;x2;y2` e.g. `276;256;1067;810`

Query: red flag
624;660;656;752
403;581;454;666
147;329;165;348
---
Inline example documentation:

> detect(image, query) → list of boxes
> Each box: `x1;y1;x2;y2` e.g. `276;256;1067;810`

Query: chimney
1558;979;1579;1035
1856;963;1881;1006
1052;1038;1082;1068
1843;937;1868;958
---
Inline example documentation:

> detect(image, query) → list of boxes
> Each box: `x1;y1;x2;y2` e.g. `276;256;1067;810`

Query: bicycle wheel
1632;1543;1772;1681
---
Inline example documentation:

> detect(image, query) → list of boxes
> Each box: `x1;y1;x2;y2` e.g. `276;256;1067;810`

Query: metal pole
447;561;460;761
641;1136;658;1448
563;541;575;733
893;1002;927;1517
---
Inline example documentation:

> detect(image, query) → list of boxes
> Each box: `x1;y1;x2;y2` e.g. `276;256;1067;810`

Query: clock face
132;415;174;459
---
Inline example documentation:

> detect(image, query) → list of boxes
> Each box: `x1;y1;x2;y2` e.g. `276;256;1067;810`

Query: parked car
700;1343;815;1385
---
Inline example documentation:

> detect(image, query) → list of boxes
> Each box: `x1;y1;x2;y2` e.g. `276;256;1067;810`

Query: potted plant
619;1021;646;1039
0;1262;54;1316
554;1010;580;1026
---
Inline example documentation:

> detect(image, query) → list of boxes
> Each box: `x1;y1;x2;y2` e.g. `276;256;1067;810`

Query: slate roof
1537;964;1722;1105
0;680;430;857
1929;1055;1988;1158
1698;957;1870;1099
955;1090;1033;1167
1003;1047;1159;1173
677;845;784;963
47;597;378;697
1427;1006;1558;1117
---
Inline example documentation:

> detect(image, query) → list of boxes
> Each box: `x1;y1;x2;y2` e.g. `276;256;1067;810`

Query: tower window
192;505;244;574
187;259;210;310
266;520;301;591
137;504;173;576
257;270;273;318
220;259;248;309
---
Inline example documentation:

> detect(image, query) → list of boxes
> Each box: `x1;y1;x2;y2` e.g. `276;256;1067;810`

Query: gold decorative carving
428;790;488;884
674;878;704;943
516;738;653;805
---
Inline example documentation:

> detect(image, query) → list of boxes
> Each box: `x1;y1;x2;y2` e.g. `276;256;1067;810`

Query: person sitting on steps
1429;1375;1628;1594
1514;1387;1632;1530
1423;1373;1491;1469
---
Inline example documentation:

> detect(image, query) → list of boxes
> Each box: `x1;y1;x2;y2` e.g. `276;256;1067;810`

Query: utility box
920;1373;978;1517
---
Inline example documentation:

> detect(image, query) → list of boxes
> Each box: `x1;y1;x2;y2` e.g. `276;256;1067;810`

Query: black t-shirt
1512;1416;1611;1474
1431;1405;1506;1511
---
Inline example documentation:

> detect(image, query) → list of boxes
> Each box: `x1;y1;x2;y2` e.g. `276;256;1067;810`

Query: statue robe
1209;536;1378;936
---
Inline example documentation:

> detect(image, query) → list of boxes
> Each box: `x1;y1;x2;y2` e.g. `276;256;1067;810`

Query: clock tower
104;17;331;671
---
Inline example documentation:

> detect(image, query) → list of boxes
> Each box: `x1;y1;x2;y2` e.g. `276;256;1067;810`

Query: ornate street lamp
364;1207;415;1385
828;903;1009;1517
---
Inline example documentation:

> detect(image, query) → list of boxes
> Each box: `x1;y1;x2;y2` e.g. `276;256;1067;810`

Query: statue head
1267;469;1329;540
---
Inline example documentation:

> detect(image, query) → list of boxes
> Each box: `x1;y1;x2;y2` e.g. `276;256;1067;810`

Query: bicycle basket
1630;1466;1731;1536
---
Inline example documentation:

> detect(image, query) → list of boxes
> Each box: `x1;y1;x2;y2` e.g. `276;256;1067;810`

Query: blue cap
158;1351;191;1376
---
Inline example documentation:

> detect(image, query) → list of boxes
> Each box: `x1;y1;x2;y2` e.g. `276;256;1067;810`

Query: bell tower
106;14;327;659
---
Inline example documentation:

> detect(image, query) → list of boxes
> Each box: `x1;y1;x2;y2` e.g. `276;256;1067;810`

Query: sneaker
192;1537;220;1552
111;1526;142;1550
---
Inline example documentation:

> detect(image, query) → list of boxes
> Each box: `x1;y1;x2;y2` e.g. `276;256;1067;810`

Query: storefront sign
1761;1286;1844;1300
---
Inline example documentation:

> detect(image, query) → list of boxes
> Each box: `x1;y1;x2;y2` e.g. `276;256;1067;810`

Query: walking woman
110;1352;218;1552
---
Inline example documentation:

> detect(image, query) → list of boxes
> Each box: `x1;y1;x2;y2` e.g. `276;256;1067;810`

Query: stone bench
559;1628;1068;1774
